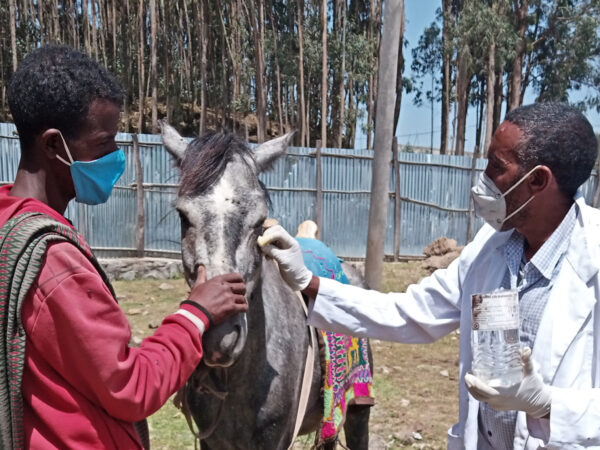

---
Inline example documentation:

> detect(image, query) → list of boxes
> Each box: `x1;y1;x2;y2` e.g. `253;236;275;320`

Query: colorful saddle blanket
296;238;374;444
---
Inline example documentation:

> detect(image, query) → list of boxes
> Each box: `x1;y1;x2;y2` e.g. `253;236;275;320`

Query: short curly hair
506;102;598;198
7;45;123;152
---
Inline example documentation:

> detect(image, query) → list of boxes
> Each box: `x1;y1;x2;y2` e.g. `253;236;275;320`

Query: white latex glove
258;225;313;291
464;347;552;418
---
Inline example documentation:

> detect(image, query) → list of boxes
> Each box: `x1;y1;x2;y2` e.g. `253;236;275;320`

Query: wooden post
133;135;145;257
392;137;401;261
593;159;600;209
466;146;480;242
315;139;323;238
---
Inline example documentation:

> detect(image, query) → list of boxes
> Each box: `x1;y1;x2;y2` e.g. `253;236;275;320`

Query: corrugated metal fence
1;122;598;258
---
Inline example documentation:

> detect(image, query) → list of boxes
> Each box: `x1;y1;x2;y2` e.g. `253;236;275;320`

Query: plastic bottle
471;290;522;387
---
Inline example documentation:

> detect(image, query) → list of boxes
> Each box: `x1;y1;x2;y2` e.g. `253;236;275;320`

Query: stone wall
99;257;183;281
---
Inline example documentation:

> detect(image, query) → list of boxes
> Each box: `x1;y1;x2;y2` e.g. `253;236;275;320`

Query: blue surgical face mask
56;132;126;205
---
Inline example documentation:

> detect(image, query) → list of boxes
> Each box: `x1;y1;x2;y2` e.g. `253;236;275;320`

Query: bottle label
471;290;519;331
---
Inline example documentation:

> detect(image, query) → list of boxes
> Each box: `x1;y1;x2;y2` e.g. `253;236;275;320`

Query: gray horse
161;123;371;450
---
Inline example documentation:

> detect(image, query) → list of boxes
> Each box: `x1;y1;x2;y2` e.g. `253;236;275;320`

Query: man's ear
529;165;552;194
40;129;64;160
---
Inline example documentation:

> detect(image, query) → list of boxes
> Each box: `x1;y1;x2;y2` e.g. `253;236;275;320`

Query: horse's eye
178;210;191;227
252;219;266;233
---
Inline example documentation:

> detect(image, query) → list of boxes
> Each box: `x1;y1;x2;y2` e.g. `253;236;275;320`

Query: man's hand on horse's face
188;266;248;325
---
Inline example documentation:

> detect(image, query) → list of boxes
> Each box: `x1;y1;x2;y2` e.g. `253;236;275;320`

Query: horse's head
161;121;293;367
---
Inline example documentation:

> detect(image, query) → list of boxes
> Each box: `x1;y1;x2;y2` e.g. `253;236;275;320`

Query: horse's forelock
179;131;257;197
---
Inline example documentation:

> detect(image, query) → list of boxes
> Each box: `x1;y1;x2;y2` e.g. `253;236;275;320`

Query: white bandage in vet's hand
258;225;313;291
464;347;552;418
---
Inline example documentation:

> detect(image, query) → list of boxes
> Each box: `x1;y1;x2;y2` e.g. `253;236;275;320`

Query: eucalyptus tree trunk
493;62;503;133
243;0;267;141
218;0;242;132
70;0;78;48
367;73;374;149
475;77;485;152
320;0;328;147
122;0;131;131
112;0;117;68
22;0;30;51
83;0;90;54
0;39;4;110
508;0;528;111
346;72;355;148
484;41;496;156
270;7;284;134
91;0;98;59
52;0;59;42
199;0;208;135
162;1;172;125
182;0;193;107
220;31;228;130
298;0;306;146
9;0;18;71
38;0;45;45
98;0;108;66
150;0;158;133
455;50;470;156
336;3;347;148
175;3;187;121
440;0;452;154
392;1;405;136
0;52;4;112
137;0;145;133
520;39;535;105
306;85;311;146
255;0;267;141
365;0;404;290
366;0;381;150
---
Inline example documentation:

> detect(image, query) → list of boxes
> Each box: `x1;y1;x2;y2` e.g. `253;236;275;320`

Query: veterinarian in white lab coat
259;103;600;450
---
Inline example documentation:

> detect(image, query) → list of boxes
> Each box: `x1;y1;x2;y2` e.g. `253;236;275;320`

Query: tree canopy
0;0;598;152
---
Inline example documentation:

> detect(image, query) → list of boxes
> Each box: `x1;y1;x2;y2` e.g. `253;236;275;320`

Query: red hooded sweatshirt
0;185;208;449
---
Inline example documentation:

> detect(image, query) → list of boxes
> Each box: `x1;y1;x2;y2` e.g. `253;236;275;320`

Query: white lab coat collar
565;194;600;283
532;195;598;380
537;198;596;376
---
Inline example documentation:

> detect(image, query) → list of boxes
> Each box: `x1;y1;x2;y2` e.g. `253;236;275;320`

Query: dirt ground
114;261;459;449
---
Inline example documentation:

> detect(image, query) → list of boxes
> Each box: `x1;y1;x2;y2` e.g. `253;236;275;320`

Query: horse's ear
253;131;295;172
159;120;188;163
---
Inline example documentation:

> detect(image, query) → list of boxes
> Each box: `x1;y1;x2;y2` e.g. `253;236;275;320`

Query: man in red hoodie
2;45;248;449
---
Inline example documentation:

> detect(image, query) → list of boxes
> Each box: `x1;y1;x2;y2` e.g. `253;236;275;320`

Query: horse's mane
179;131;257;197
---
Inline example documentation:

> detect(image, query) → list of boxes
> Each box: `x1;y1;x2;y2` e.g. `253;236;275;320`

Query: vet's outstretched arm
258;224;462;343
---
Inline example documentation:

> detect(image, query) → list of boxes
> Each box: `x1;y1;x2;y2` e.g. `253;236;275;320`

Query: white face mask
471;165;542;231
